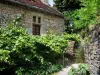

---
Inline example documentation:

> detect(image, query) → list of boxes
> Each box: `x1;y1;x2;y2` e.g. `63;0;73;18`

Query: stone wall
67;41;75;56
0;3;64;35
84;25;100;75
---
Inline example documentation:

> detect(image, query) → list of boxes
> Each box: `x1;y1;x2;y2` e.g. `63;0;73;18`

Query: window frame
32;16;42;35
32;24;41;35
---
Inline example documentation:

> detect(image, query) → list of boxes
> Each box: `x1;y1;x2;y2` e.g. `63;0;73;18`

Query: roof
0;0;64;18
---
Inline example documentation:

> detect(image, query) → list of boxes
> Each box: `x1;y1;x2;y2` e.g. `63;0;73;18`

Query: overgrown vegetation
75;46;85;63
68;64;90;75
54;0;100;64
0;24;64;75
1;0;99;74
0;20;81;75
54;0;100;34
54;0;81;11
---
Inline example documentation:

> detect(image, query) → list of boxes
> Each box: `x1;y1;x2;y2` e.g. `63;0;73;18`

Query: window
32;24;40;35
33;16;36;23
38;17;41;23
32;16;42;35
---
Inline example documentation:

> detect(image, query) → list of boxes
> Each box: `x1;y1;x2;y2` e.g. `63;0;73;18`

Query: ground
52;64;79;75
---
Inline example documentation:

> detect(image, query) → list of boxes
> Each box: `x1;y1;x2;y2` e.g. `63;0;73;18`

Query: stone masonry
84;25;100;75
0;2;64;35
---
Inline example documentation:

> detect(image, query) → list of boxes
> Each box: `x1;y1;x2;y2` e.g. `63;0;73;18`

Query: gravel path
57;64;79;75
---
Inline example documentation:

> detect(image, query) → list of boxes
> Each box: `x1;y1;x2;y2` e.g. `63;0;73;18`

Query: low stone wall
84;25;100;75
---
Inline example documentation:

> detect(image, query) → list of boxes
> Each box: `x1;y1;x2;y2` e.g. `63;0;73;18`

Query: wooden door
33;24;40;35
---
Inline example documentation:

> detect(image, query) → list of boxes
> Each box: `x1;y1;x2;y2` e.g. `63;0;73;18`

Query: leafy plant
0;24;69;75
54;0;100;34
75;47;85;63
0;14;81;74
68;64;90;75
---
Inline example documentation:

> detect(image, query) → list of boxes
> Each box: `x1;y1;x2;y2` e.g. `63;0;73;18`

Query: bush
68;64;90;75
0;24;68;75
0;17;81;74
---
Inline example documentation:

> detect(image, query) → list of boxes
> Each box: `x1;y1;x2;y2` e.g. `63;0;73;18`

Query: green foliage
0;24;81;74
0;50;10;62
0;13;81;74
0;50;11;71
54;0;100;34
54;0;81;12
0;25;27;50
68;64;90;75
64;0;97;33
38;34;67;53
62;33;81;48
75;47;85;63
1;23;81;74
84;37;89;44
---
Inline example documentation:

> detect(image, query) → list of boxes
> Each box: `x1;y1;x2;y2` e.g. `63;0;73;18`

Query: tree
54;0;81;12
54;0;100;34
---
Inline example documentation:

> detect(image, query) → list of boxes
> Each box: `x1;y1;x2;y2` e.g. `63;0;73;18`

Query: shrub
0;16;81;74
0;24;67;75
68;64;90;75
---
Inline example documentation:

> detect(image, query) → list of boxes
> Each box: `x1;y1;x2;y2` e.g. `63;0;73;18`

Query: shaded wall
84;25;100;75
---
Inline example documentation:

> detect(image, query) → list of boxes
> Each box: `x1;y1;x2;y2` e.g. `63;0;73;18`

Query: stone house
0;0;64;35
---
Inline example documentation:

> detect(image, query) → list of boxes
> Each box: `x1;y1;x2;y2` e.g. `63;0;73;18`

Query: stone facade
84;25;100;75
0;2;64;35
